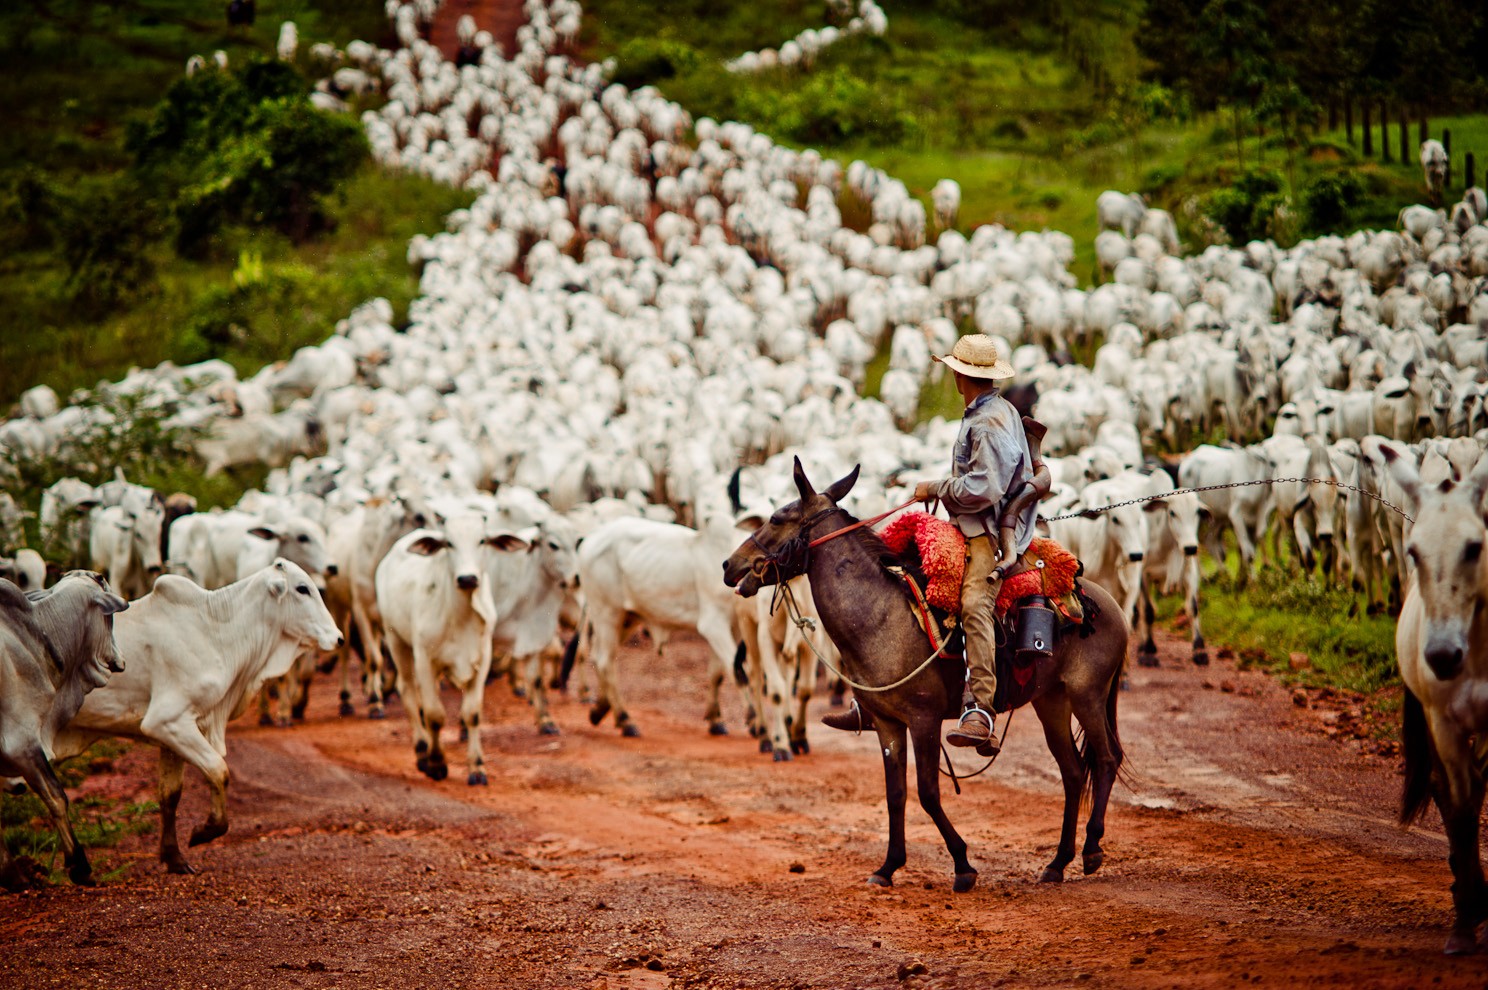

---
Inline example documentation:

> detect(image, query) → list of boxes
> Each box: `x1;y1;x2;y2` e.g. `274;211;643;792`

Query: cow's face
269;559;342;652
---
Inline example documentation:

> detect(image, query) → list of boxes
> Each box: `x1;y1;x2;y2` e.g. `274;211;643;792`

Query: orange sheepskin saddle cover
995;538;1084;622
878;511;965;613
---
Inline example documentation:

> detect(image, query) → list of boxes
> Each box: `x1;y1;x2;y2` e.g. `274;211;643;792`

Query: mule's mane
819;504;920;603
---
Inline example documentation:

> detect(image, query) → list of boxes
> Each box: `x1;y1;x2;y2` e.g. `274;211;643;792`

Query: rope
1038;477;1415;524
771;578;951;693
807;497;920;548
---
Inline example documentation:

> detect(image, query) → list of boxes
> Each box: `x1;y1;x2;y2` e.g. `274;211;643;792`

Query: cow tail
558;608;585;691
732;640;748;687
1400;687;1434;826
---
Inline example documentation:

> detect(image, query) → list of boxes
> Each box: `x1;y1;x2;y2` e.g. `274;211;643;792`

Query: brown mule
724;459;1128;890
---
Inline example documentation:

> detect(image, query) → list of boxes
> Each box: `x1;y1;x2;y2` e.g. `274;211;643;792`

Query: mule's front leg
1432;726;1488;955
870;719;909;887
910;719;975;892
1032;692;1083;882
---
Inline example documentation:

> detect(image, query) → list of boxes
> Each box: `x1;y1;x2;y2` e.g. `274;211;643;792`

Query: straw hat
933;334;1015;380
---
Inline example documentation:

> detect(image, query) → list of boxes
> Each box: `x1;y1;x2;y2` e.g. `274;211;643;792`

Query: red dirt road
0;628;1484;989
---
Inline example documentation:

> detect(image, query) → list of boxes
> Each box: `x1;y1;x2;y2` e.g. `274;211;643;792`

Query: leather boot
945;708;997;755
820;699;874;732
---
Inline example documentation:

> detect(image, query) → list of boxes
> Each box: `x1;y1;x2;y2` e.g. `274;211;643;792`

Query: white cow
170;510;333;589
50;560;341;874
575;512;746;737
376;514;530;785
1130;472;1208;666
1179;444;1275;588
88;502;165;600
1259;434;1339;575
1048;473;1149;628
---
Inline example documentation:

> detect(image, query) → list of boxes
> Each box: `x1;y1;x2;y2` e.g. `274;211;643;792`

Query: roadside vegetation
0;1;472;409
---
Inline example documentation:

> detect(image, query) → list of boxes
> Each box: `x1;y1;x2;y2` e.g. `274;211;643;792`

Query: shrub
611;36;704;87
1299;171;1365;233
1203;169;1285;244
183;264;313;362
51;177;164;314
737;67;917;146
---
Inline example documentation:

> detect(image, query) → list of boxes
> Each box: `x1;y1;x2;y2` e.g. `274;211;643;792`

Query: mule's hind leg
1031;691;1084;883
909;718;975;892
869;719;909;887
1072;673;1124;876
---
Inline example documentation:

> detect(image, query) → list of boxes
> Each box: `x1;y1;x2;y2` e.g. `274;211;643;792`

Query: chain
1039;478;1415;524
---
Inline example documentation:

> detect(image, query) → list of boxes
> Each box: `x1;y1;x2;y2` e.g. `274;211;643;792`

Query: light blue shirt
934;389;1037;554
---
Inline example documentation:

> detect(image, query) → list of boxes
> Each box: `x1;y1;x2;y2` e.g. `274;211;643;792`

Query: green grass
1;741;157;886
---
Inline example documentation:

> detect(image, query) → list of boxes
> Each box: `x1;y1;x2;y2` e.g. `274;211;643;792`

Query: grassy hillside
0;1;470;407
582;0;1488;278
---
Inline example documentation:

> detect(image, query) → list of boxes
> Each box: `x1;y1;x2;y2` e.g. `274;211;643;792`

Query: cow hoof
316;657;339;675
1083;850;1104;875
367;708;387;721
69;863;95;887
339;701;355;717
511;684;527;699
427;762;449;782
274;717;292;729
467;770;488;786
953;870;978;894
1119;675;1131;692
459;726;469;742
772;747;792;763
708;721;728;736
866;873;892;888
1192;651;1210;667
539;722;561;736
189;822;228;847
1136;654;1159;668
258;713;274;727
620;722;641;738
1444;930;1479;955
165;858;198;876
759;738;773;754
791;739;810;756
1038;866;1064;884
290;705;307;721
589;702;611;726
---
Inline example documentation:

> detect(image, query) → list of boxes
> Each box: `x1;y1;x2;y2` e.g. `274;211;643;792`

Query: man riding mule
722;458;1126;889
822;334;1042;756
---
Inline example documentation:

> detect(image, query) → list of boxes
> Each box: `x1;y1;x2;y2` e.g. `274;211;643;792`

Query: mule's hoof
1444;930;1479;955
339;701;355;717
258;713;274;727
772;747;792;762
620;722;641;738
759;738;773;754
367;707;387;721
1192;651;1210;667
539;722;561;736
866;873;893;888
164;858;198;876
1083;851;1104;875
1136;654;1159;668
953;871;978;894
189;822;228;847
589;703;610;726
1038;866;1064;884
708;721;728;736
791;738;809;756
467;770;488;786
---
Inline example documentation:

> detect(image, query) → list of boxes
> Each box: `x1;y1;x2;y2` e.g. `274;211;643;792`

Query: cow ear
792;456;815;502
484;533;530;553
409;535;449;556
1377;442;1421;511
76;500;100;516
95;591;129;614
1080;508;1102;520
823;464;861;504
1467;450;1488;510
267;572;289;598
248;526;278;542
1142;498;1168;513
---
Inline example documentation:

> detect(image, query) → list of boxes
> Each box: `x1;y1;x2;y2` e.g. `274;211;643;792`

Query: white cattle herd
2;0;1488;947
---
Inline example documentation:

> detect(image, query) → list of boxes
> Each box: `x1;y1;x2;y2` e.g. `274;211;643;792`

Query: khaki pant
961;534;1002;712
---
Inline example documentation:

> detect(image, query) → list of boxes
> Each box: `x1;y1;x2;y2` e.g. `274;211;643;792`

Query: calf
50;560;341;874
1383;443;1488;953
0;573;127;888
376;515;530;784
1131;474;1208;666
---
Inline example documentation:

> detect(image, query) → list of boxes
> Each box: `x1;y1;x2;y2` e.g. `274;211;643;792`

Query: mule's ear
823;464;861;504
792;456;815;502
1378;442;1421;512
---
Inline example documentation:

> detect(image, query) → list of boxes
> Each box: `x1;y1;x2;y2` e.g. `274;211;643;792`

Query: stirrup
820;698;872;734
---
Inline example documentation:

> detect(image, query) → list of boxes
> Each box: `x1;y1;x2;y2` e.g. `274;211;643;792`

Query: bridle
744;497;920;587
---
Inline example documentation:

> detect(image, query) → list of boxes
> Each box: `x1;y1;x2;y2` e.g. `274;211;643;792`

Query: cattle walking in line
0;573;128;888
47;560;341;874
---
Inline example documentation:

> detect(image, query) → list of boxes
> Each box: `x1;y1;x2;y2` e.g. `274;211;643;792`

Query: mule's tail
558;608;587;691
1400;687;1435;826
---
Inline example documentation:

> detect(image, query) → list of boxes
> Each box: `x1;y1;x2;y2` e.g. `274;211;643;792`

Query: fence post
1444;129;1453;187
1399;108;1409;165
1381;103;1392;162
1467;152;1476;192
1362;102;1372;156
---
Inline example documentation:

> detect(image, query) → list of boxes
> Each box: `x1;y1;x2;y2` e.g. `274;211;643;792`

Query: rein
807;498;920;548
